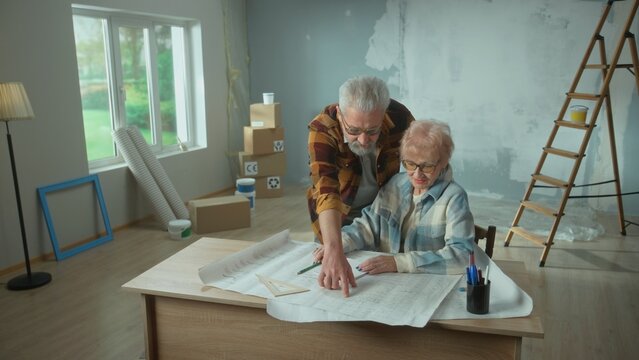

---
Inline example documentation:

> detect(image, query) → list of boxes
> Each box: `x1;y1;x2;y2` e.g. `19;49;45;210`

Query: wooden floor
1;185;638;359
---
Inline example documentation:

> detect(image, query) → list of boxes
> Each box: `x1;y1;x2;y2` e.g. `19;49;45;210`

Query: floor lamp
0;82;52;290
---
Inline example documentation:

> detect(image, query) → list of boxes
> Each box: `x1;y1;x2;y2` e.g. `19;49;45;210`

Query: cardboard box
188;195;250;233
239;151;286;177
250;103;281;128
253;176;284;198
243;127;285;155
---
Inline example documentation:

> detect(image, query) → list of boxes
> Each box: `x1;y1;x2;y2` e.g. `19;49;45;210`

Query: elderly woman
316;119;475;276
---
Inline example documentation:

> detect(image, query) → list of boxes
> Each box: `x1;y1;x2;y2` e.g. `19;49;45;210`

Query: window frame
72;7;196;169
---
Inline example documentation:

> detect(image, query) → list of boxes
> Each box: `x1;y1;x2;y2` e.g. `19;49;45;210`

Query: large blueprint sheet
198;229;532;327
267;248;461;327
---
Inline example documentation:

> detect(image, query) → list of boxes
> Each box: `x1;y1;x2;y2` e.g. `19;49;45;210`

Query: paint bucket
168;219;192;240
236;178;256;211
263;92;274;104
569;105;588;124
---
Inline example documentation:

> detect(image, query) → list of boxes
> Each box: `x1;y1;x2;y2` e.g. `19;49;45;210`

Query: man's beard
348;140;376;156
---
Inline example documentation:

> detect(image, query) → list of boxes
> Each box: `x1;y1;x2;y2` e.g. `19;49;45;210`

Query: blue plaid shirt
341;166;475;274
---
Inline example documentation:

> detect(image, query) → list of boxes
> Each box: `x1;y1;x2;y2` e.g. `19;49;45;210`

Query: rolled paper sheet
113;127;176;228
126;126;190;220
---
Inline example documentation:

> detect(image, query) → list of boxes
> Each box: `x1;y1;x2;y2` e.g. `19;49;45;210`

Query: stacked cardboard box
188;195;251;233
239;103;286;198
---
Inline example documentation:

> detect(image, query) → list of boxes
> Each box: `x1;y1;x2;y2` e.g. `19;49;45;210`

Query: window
72;7;195;168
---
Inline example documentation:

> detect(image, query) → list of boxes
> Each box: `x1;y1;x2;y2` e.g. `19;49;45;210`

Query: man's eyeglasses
340;112;382;136
402;160;438;174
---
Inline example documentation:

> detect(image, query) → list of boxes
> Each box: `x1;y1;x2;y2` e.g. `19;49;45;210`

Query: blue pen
468;251;478;285
469;264;479;285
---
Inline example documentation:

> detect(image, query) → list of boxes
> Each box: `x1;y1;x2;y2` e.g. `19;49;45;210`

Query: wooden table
122;237;543;360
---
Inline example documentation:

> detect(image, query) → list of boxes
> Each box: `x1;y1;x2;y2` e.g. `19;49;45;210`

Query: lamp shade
0;82;35;122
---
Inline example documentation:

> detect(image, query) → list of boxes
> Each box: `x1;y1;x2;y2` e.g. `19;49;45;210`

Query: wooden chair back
474;225;496;258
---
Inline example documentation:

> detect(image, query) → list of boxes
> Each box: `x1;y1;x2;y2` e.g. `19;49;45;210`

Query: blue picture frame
37;174;113;260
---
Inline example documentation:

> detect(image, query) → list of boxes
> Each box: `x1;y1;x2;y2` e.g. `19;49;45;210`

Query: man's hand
312;245;324;263
357;255;398;275
317;246;356;297
315;209;355;297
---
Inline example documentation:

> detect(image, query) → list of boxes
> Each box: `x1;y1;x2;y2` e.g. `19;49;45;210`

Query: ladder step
509;226;547;246
567;92;601;100
532;174;570;188
521;200;560;217
555;120;591;129
543;147;581;159
584;63;634;69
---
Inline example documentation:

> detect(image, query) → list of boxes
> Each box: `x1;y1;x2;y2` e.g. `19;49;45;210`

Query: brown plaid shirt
306;99;415;242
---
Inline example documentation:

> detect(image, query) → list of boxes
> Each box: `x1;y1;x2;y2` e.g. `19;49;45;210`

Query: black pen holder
466;280;490;314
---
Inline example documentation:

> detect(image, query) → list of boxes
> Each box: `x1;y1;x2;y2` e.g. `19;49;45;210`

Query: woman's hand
357;255;398;275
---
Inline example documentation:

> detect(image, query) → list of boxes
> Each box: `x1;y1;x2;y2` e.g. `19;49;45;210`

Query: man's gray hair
338;76;390;115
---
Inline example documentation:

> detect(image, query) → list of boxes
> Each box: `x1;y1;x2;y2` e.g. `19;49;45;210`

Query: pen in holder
467;280;491;314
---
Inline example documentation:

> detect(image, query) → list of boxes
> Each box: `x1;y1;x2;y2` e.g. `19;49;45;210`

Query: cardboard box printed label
253;176;283;198
239;151;286;177
188;195;250;233
250;103;281;128
243;127;285;155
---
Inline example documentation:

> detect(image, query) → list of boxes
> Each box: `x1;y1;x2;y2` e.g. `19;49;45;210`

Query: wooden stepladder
505;0;639;267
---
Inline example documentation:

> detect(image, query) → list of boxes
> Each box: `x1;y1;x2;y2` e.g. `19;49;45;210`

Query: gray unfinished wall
247;0;639;216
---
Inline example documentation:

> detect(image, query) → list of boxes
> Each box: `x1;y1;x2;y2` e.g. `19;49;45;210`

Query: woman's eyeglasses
402;160;438;174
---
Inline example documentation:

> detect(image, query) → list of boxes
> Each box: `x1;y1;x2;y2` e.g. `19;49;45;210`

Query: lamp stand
5;121;52;290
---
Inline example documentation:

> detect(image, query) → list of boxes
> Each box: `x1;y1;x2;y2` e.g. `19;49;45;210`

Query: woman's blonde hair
400;119;454;163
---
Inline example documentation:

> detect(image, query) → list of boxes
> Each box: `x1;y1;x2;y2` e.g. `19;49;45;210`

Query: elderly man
306;76;414;297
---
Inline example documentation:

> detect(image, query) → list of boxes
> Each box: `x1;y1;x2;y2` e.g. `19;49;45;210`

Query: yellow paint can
569;105;588;124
